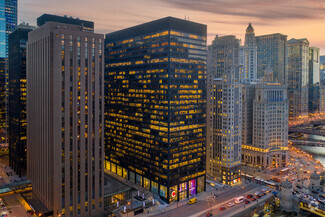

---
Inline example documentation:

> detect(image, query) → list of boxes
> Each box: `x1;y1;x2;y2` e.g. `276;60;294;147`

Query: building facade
308;47;320;113
244;23;257;80
287;38;309;118
8;23;35;177
105;17;206;203
207;35;242;185
256;33;287;84
27;21;104;217
320;56;325;83
0;0;17;130
242;67;288;169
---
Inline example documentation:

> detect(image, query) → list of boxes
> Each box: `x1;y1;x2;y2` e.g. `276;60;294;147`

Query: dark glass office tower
0;0;17;130
8;24;35;177
37;14;94;32
256;34;287;85
105;17;206;203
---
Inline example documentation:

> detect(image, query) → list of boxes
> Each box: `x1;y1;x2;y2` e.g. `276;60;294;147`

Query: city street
150;182;271;217
0;195;32;217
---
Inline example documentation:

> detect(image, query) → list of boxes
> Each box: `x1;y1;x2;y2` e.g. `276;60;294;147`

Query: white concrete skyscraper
242;67;288;169
207;35;242;185
244;23;257;80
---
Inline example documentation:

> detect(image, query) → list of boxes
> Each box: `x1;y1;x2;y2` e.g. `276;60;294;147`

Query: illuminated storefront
105;17;206;203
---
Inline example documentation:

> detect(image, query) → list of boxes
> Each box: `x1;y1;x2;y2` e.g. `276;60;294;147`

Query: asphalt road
151;182;267;217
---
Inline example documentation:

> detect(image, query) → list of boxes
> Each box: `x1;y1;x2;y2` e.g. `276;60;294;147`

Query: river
296;134;325;166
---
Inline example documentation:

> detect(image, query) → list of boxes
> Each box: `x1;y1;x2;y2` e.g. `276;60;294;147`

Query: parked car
245;199;250;204
227;202;235;207
246;194;253;199
219;206;226;211
206;213;213;217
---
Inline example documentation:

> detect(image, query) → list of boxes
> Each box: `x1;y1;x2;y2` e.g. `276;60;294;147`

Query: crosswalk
3;195;22;208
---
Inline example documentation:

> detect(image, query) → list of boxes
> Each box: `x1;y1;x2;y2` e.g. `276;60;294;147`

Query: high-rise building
256;33;287;84
287;38;309;118
37;14;94;32
27;21;104;217
0;0;17;130
244;23;257;80
320;56;325;83
105;17;207;203
242;79;258;148
207;35;242;185
242;67;288;168
8;23;35;177
308;47;320;113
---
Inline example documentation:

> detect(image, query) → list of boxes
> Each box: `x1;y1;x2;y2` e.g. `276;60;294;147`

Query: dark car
251;197;256;201
245;199;250;204
260;192;266;196
256;195;261;199
219;206;226;211
213;194;219;198
246;194;253;199
206;213;213;217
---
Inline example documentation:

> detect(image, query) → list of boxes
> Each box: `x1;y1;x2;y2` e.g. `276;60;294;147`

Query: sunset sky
20;0;325;54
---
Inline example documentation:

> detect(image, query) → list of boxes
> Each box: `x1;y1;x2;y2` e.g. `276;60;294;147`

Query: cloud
163;0;325;21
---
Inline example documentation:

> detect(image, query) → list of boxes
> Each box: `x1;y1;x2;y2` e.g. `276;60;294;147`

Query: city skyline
19;0;325;54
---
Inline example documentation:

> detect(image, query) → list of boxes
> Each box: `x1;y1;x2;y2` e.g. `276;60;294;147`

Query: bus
235;196;245;204
264;180;277;188
242;173;254;181
279;168;289;175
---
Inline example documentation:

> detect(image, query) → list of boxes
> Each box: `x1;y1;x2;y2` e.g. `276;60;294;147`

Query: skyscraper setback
27;20;104;216
105;17;207;203
207;35;242;185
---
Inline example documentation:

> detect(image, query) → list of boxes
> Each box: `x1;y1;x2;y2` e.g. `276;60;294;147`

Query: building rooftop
105;16;207;42
37;14;94;31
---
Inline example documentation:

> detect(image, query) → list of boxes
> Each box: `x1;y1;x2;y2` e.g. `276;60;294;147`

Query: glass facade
287;38;309;118
105;17;206;203
8;25;34;177
308;47;320;113
0;0;17;129
256;34;287;85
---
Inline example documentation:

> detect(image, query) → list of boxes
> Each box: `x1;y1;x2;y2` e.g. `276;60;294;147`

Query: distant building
244;23;257;80
320;56;325;83
256;33;287;85
207;35;242;185
242;67;288;168
308;47;320;113
287;38;309;118
37;14;94;32
105;17;207;203
27;21;104;217
0;0;18;130
8;23;35;177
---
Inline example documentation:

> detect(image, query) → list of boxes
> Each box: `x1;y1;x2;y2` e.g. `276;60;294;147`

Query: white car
227;202;234;207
